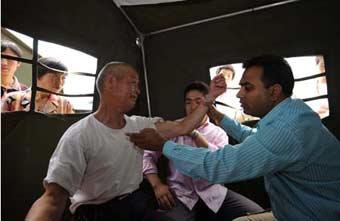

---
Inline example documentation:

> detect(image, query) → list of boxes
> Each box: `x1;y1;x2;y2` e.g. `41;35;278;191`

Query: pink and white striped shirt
143;120;229;213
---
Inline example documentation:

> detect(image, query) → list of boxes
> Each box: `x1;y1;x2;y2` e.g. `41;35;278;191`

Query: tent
2;0;340;220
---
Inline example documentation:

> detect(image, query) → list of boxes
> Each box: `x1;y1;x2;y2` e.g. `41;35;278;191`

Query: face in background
38;72;66;93
218;68;234;84
317;56;325;73
316;75;327;95
109;68;140;112
315;56;327;95
185;89;208;125
1;48;21;80
237;66;277;118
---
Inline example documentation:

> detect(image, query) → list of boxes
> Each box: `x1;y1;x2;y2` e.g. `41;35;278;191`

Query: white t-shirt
44;114;162;213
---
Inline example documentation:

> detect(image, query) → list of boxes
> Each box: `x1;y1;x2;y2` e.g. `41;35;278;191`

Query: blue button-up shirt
163;98;340;221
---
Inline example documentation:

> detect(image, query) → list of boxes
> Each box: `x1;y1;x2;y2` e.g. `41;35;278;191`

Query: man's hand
153;183;176;210
209;74;227;99
126;128;167;151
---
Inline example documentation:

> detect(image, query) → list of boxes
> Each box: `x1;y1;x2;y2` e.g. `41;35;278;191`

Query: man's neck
273;96;287;108
261;96;288;119
1;75;14;88
94;103;126;129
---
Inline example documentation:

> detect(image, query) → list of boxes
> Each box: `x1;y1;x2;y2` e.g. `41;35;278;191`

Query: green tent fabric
2;112;86;221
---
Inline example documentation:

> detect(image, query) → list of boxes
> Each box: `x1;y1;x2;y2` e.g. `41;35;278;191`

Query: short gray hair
96;61;134;95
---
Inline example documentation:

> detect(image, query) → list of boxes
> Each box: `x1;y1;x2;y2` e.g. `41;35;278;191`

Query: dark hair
1;40;23;57
216;65;235;80
184;81;209;100
243;55;294;97
37;57;68;79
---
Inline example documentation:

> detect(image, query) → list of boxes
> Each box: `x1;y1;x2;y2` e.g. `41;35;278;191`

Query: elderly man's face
109;68;140;111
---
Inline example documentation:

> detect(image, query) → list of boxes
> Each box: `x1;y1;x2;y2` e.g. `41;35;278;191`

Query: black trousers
73;189;167;221
156;190;264;221
196;190;264;221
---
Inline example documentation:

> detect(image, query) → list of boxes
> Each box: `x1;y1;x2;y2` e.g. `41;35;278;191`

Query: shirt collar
257;97;292;128
12;76;22;88
2;76;22;90
197;118;210;131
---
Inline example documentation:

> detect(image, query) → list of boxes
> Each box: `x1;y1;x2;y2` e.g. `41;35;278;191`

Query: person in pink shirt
143;81;263;221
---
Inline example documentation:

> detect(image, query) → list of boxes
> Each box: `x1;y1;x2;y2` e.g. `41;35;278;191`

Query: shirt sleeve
44;128;87;196
1;95;10;112
131;115;163;130
1;92;21;112
143;150;162;175
220;116;257;142
163;123;304;184
205;125;229;151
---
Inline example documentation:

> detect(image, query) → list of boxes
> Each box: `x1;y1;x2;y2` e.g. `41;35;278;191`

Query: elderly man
25;61;226;221
128;55;340;221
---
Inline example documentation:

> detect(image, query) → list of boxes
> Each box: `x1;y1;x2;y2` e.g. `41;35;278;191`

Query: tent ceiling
114;0;186;6
120;0;294;34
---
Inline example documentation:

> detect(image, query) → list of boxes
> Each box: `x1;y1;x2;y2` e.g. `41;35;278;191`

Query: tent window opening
209;55;329;122
1;28;97;114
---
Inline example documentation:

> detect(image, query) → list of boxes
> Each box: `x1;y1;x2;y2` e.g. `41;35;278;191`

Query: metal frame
112;0;302;117
2;37;97;113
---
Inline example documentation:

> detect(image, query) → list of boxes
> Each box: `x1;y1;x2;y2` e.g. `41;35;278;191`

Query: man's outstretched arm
154;74;226;139
129;124;302;184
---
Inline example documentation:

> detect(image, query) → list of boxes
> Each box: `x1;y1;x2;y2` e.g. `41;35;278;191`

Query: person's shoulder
19;83;28;91
205;120;221;129
4;89;29;101
126;115;163;130
288;99;319;120
268;98;321;131
8;88;29;96
205;121;228;135
56;116;95;152
63;114;93;136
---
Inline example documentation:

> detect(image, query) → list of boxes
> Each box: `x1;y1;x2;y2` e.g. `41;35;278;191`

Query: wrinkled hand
154;183;176;210
209;74;227;99
126;128;167;151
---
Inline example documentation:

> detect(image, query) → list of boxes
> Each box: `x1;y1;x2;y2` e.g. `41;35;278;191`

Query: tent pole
140;35;153;117
145;0;301;37
112;1;152;117
112;0;142;35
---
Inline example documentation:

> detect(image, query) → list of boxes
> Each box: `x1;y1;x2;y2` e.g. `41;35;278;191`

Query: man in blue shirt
128;55;340;221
